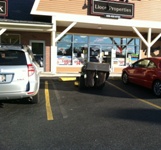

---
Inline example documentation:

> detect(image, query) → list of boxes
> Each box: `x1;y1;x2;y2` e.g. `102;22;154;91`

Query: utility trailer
75;62;110;90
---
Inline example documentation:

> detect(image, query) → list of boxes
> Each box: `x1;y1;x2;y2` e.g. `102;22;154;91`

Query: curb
40;73;121;81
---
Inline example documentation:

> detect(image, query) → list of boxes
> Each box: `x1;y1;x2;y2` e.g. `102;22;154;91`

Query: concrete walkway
40;72;121;78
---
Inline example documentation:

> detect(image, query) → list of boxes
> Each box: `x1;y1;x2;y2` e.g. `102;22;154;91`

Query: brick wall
6;31;51;72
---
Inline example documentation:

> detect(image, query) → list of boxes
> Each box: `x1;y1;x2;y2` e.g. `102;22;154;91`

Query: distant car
34;54;43;67
122;57;161;97
0;45;40;104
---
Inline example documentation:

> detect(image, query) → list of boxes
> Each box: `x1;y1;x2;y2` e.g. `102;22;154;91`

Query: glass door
89;45;101;62
89;44;112;64
30;40;45;72
101;44;113;65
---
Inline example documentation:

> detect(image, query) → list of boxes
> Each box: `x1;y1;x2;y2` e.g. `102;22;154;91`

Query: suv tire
122;72;129;84
153;80;161;97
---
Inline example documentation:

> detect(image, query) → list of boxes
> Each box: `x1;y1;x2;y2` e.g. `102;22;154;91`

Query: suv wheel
153;80;161;97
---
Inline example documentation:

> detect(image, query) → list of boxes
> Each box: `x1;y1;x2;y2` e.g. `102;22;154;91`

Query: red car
122;57;161;97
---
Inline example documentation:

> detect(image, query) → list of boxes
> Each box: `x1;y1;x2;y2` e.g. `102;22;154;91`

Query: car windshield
0;50;27;65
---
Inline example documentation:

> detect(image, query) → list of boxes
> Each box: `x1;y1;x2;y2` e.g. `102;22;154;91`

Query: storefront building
1;0;161;74
0;0;52;72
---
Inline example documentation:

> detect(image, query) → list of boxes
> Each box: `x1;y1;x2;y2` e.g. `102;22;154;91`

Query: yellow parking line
107;81;161;110
45;81;54;120
59;77;76;81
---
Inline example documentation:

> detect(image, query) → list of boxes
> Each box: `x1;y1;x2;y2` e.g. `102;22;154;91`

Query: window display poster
73;57;84;65
112;58;125;66
57;56;72;65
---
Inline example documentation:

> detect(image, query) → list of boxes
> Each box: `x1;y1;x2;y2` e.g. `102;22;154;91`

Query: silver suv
0;45;40;104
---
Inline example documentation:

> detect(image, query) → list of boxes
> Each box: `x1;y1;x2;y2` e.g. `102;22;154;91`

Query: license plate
0;74;6;82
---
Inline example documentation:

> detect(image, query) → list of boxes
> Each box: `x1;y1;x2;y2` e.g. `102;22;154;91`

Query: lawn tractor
75;62;110;90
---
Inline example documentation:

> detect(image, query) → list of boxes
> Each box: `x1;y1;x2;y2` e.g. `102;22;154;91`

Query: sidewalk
40;72;121;79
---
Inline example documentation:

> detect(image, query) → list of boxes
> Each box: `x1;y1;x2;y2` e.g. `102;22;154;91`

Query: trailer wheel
79;75;86;90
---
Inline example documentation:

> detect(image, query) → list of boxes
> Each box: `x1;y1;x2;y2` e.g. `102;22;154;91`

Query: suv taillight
27;64;35;76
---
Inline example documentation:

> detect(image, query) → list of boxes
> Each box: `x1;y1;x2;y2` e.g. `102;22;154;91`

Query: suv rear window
0;50;27;65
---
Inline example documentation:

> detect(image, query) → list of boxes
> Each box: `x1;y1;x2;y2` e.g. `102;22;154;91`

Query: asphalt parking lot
1;77;161;150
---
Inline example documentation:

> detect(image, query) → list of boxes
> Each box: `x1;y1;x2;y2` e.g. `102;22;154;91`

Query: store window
73;35;88;65
1;34;20;44
89;36;112;44
57;34;72;65
56;34;140;67
112;37;140;66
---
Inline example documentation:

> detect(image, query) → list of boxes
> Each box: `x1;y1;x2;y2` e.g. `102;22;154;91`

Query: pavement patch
74;80;79;86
